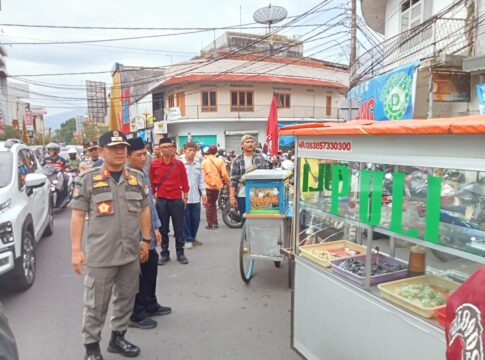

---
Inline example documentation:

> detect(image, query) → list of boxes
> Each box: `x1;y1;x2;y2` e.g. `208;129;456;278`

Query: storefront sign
477;83;485;115
347;61;419;121
433;73;470;102
301;163;442;244
153;121;167;134
130;116;145;132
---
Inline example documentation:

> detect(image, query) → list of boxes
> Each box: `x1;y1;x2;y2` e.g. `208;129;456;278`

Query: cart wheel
274;261;281;268
239;226;254;284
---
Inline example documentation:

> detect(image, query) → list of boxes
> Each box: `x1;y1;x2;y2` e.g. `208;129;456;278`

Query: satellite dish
253;4;288;33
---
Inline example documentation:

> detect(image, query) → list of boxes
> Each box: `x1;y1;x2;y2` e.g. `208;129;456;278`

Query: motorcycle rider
43;142;68;169
43;142;69;205
68;148;80;170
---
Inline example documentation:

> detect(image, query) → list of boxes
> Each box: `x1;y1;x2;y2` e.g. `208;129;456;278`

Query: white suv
0;139;54;291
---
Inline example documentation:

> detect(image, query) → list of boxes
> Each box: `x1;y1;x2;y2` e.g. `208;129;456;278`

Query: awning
279;116;485;136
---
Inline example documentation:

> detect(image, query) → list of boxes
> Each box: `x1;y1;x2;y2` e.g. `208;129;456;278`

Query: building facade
354;0;485;119
114;32;349;151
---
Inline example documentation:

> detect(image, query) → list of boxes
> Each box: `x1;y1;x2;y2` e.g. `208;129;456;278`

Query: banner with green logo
348;61;419;121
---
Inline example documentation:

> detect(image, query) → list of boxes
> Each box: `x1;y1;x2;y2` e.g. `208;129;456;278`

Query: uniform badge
102;169;110;178
73;184;82;198
96;201;113;216
93;181;110;188
144;185;149;195
128;175;138;186
92;174;104;182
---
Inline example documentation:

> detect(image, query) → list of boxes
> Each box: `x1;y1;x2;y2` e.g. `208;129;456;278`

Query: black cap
98;130;130;148
127;137;145;152
159;137;172;145
83;140;98;150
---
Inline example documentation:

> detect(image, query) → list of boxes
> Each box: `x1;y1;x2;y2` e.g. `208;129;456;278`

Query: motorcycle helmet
281;159;295;171
46;143;61;151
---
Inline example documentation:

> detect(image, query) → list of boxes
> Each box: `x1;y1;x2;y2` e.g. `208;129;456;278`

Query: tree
0;126;21;141
57;118;77;144
83;122;108;143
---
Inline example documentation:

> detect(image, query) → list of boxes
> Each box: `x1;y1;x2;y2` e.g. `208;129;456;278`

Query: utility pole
350;0;357;66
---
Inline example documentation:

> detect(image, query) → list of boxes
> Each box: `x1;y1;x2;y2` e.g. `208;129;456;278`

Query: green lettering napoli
309;164;325;192
331;165;350;215
424;176;442;244
390;172;419;238
324;164;331;190
359;170;384;226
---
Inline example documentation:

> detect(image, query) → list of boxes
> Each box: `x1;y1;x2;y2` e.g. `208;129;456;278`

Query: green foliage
0;125;22;141
57;118;77;144
83;122;108;142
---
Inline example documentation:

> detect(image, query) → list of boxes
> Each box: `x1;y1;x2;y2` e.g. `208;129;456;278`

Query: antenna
253;4;288;34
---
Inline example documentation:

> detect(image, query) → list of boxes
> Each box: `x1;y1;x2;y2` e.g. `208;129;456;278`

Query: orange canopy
279;116;485;137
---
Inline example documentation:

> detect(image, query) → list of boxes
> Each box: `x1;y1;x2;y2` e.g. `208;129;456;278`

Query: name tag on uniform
96;201;113;216
93;181;109;188
92;174;105;182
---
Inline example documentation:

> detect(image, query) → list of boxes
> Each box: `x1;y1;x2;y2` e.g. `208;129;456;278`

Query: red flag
264;96;278;157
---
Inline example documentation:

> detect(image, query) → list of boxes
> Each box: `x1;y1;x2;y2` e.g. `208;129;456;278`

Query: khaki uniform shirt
70;165;150;267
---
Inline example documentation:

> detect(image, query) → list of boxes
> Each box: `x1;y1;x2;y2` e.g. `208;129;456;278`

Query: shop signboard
347;61;419;121
299;160;485;254
477;82;485;115
25;110;34;132
130;116;145;132
153;121;167;134
432;72;470;102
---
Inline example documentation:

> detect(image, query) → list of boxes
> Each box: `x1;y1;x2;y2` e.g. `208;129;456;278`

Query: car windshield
0;152;13;187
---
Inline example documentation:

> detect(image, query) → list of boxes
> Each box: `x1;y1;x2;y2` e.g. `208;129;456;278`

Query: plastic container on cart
299;240;367;268
330;254;408;286
378;275;461;318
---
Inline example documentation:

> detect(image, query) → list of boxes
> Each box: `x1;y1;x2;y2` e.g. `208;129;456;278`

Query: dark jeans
237;196;246;225
157;198;185;257
183;203;201;242
131;249;159;322
205;189;219;227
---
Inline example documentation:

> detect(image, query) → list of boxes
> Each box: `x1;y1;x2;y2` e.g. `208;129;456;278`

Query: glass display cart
239;169;292;284
280;117;485;360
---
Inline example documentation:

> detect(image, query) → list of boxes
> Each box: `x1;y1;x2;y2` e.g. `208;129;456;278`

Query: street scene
1;0;485;360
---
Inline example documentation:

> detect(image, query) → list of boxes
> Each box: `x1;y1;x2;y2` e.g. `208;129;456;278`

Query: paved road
0;208;299;360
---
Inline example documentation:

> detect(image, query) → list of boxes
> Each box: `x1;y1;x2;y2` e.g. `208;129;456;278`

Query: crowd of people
68;131;277;360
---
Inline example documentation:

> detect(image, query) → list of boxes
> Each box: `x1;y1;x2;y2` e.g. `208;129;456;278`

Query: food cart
280;117;485;360
239;169;292;284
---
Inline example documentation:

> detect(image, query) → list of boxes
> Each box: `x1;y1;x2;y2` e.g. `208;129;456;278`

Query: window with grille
168;94;175;108
201;91;217;112
274;93;291;108
230;91;254;112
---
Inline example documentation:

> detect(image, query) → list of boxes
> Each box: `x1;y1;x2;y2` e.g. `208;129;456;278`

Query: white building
123;32;349;152
355;0;485;119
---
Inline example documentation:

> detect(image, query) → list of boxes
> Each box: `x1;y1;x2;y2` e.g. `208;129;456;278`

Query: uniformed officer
70;130;152;360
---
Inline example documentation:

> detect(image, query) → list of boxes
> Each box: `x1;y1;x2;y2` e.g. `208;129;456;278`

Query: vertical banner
477;83;485;115
348;61;419;121
121;89;131;133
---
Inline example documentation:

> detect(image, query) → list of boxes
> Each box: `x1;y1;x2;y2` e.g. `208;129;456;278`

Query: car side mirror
25;173;47;194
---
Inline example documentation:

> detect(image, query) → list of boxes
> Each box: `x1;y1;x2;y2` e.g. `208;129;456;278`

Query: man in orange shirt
201;145;229;229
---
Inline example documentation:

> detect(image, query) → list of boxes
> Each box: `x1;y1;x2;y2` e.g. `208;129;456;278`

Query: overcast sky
0;0;353;116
